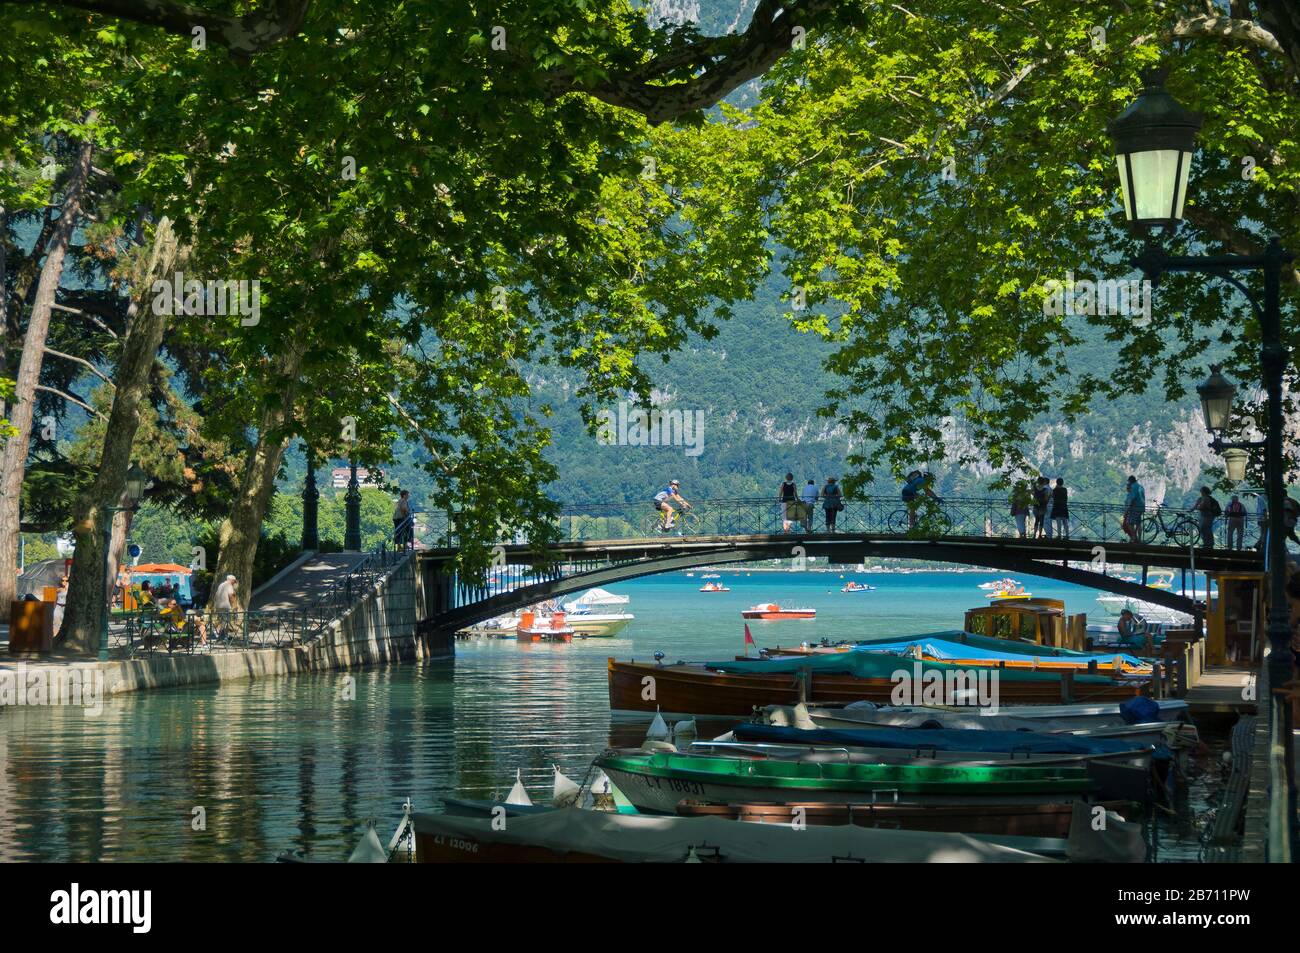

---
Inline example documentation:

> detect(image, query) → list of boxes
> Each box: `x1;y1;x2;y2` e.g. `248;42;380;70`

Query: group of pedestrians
1009;476;1070;539
1192;486;1299;551
778;472;845;532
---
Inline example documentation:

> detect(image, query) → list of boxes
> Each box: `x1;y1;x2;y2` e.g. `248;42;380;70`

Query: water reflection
0;640;1220;861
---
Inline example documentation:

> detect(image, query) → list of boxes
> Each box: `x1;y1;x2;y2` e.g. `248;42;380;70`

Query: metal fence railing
542;496;1265;552
107;545;414;659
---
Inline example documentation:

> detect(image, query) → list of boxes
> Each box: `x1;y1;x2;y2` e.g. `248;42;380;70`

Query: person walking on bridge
1009;481;1032;539
1225;494;1247;550
779;472;798;532
1193;487;1220;549
822;477;843;532
1031;477;1049;538
800;478;819;532
1122;476;1146;543
1050;478;1070;539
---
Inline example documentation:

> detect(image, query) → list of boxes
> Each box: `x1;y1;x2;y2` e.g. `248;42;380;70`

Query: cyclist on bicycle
653;480;690;532
901;470;938;530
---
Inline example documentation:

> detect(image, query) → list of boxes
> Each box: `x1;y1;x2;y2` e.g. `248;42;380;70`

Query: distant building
330;467;371;489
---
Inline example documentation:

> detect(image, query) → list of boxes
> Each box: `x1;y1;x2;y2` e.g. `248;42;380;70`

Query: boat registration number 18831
637;775;705;796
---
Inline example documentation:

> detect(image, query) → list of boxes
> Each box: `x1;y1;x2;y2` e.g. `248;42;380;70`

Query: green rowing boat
596;751;1096;814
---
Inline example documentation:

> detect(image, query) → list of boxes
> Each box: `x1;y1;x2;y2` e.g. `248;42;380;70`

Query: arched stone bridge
415;496;1265;636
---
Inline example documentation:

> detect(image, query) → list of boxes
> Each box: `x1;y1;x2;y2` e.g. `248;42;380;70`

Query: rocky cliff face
644;0;760;33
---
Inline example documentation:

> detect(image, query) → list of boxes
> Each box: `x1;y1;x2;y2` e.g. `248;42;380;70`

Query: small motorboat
561;588;635;637
741;603;816;620
978;577;1021;592
515;610;575;643
699;582;731;592
841;581;875;593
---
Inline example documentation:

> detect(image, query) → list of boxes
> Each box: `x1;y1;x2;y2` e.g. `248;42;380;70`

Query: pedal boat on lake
741;603;816;620
516;610;574;643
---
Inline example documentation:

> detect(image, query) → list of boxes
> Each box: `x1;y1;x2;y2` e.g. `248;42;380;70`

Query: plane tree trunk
210;339;308;611
59;219;179;655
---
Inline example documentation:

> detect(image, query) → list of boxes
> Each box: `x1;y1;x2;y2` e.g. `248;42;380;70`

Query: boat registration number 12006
637;775;705;796
431;834;480;854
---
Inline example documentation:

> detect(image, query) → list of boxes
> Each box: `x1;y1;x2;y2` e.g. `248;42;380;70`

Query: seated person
1116;609;1148;648
137;581;155;607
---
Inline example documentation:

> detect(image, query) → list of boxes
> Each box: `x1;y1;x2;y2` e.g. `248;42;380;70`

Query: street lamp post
99;462;148;662
344;458;362;551
1110;66;1296;853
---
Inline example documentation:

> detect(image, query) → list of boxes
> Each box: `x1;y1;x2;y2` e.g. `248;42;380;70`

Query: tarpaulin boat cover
732;722;1149;756
1119;696;1161;724
853;636;1146;669
414;807;1051;863
706;649;1118;684
568;588;629;606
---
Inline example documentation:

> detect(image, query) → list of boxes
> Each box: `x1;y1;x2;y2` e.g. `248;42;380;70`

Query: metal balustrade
542;495;1264;551
107;545;414;658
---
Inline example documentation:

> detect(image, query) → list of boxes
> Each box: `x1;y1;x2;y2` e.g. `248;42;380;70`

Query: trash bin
8;599;54;656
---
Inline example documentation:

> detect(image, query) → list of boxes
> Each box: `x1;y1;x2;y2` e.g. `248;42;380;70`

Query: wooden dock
1184;665;1258;718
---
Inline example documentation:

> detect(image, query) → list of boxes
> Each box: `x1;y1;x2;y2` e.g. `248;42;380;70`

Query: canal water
0;570;1227;861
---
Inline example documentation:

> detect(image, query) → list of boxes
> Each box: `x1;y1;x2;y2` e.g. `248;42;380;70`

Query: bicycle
886;502;954;536
640;504;700;537
1140;504;1200;548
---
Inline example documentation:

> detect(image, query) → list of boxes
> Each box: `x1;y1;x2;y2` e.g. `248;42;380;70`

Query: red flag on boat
743;623;755;655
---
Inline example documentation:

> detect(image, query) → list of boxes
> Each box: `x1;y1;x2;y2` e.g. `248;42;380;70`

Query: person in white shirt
212;574;239;635
53;576;68;635
800;479;819;532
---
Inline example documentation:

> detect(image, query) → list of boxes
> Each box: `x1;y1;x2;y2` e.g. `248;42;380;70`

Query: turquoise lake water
0;569;1223;861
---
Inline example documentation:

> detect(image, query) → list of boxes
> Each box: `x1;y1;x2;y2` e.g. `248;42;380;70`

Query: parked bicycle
1140;504;1200;548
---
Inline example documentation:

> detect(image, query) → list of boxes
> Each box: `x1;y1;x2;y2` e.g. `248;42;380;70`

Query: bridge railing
550;495;1263;552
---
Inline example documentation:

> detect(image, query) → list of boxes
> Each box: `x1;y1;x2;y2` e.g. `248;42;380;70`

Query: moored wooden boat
778;698;1189;732
594;750;1095;814
675;799;1131;839
412;806;1052;862
608;656;1144;719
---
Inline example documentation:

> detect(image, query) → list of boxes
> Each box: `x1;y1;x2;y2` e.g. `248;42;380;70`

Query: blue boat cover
1119;696;1161;725
852;635;1145;669
707;647;1120;684
732;722;1150;756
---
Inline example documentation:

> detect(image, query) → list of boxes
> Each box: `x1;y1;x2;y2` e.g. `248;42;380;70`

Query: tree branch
1168;13;1285;56
33;384;107;420
1;0;310;55
51;301;120;339
42;346;116;388
543;0;844;124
